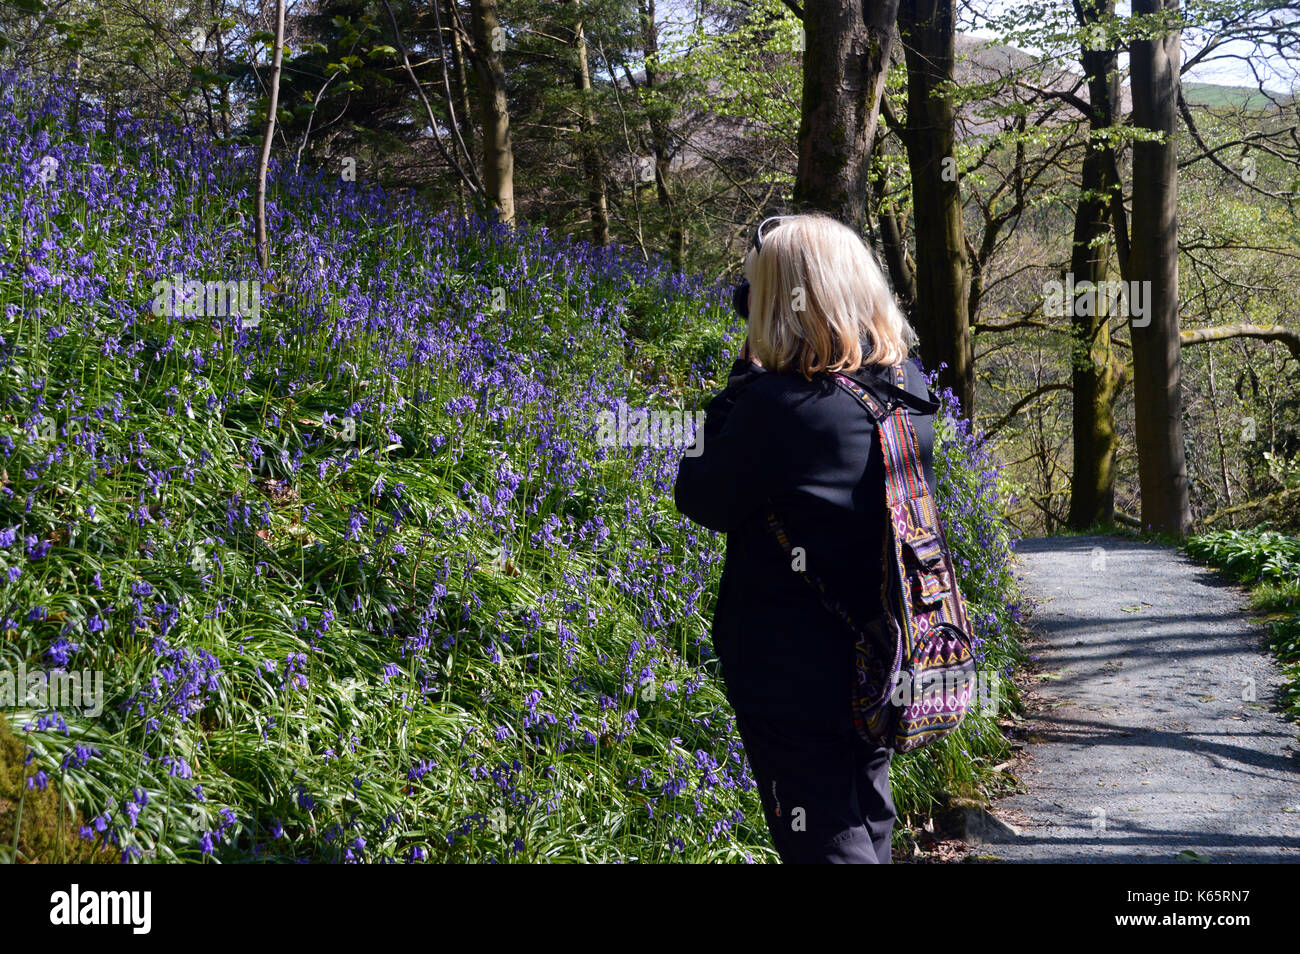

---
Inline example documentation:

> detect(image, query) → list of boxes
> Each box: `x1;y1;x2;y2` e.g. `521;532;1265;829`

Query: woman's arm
673;357;776;533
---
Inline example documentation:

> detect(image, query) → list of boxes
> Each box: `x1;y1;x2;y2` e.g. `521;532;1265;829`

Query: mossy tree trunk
870;121;917;310
637;0;683;268
898;0;973;416
469;0;516;226
1067;0;1126;531
569;1;610;246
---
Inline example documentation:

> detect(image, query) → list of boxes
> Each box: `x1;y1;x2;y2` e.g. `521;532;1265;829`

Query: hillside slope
0;71;1026;862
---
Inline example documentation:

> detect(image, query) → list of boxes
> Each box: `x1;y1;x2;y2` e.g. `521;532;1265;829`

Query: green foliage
1186;528;1300;723
1186;528;1300;585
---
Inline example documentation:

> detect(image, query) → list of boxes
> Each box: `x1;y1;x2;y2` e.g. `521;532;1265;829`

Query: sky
963;0;1299;94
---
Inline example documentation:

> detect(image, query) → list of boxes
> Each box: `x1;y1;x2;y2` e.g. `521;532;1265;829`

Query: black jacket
673;356;939;731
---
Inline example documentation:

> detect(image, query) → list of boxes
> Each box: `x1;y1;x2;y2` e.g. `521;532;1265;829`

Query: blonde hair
745;213;916;379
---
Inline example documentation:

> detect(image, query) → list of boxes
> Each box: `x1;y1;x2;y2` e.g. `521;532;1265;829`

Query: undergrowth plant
0;70;1027;862
1187;528;1300;724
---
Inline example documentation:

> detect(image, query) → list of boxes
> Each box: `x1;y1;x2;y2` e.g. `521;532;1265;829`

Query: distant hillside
1183;81;1293;110
959;33;1290;115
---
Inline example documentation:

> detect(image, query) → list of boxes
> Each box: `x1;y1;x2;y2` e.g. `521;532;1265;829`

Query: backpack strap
837;362;941;420
764;362;970;671
832;365;935;511
836;365;975;659
764;508;887;666
764;363;927;662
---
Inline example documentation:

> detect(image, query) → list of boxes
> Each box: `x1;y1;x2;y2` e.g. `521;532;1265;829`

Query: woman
673;213;939;864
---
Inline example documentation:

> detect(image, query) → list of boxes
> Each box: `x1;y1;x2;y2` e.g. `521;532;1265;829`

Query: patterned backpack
765;362;979;752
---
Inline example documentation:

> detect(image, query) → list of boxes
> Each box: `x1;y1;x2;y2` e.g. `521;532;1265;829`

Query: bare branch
1180;323;1300;362
1176;86;1296;201
979;382;1072;442
380;0;486;200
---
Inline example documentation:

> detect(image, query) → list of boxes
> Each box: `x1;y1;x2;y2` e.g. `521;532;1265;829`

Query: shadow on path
984;534;1300;863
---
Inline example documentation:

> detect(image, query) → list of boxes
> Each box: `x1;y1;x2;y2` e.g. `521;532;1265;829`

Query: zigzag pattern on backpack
765;361;980;753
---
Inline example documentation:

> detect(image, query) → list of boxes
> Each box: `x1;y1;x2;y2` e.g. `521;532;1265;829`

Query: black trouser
733;708;896;864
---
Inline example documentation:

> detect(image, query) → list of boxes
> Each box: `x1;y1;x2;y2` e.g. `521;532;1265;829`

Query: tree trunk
469;0;516;225
255;0;286;273
638;0;683;268
898;0;972;415
1067;0;1125;531
570;1;610;246
448;0;476;218
793;0;901;232
1129;0;1190;536
1205;348;1233;511
214;0;231;139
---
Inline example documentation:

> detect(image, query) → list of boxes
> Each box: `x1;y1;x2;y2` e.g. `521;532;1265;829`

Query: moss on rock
0;713;116;863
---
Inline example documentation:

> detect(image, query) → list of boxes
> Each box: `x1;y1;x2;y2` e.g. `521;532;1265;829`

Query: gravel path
982;533;1300;863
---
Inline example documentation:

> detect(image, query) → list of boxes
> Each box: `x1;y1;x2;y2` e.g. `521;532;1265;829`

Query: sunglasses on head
750;214;791;256
733;215;791;319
